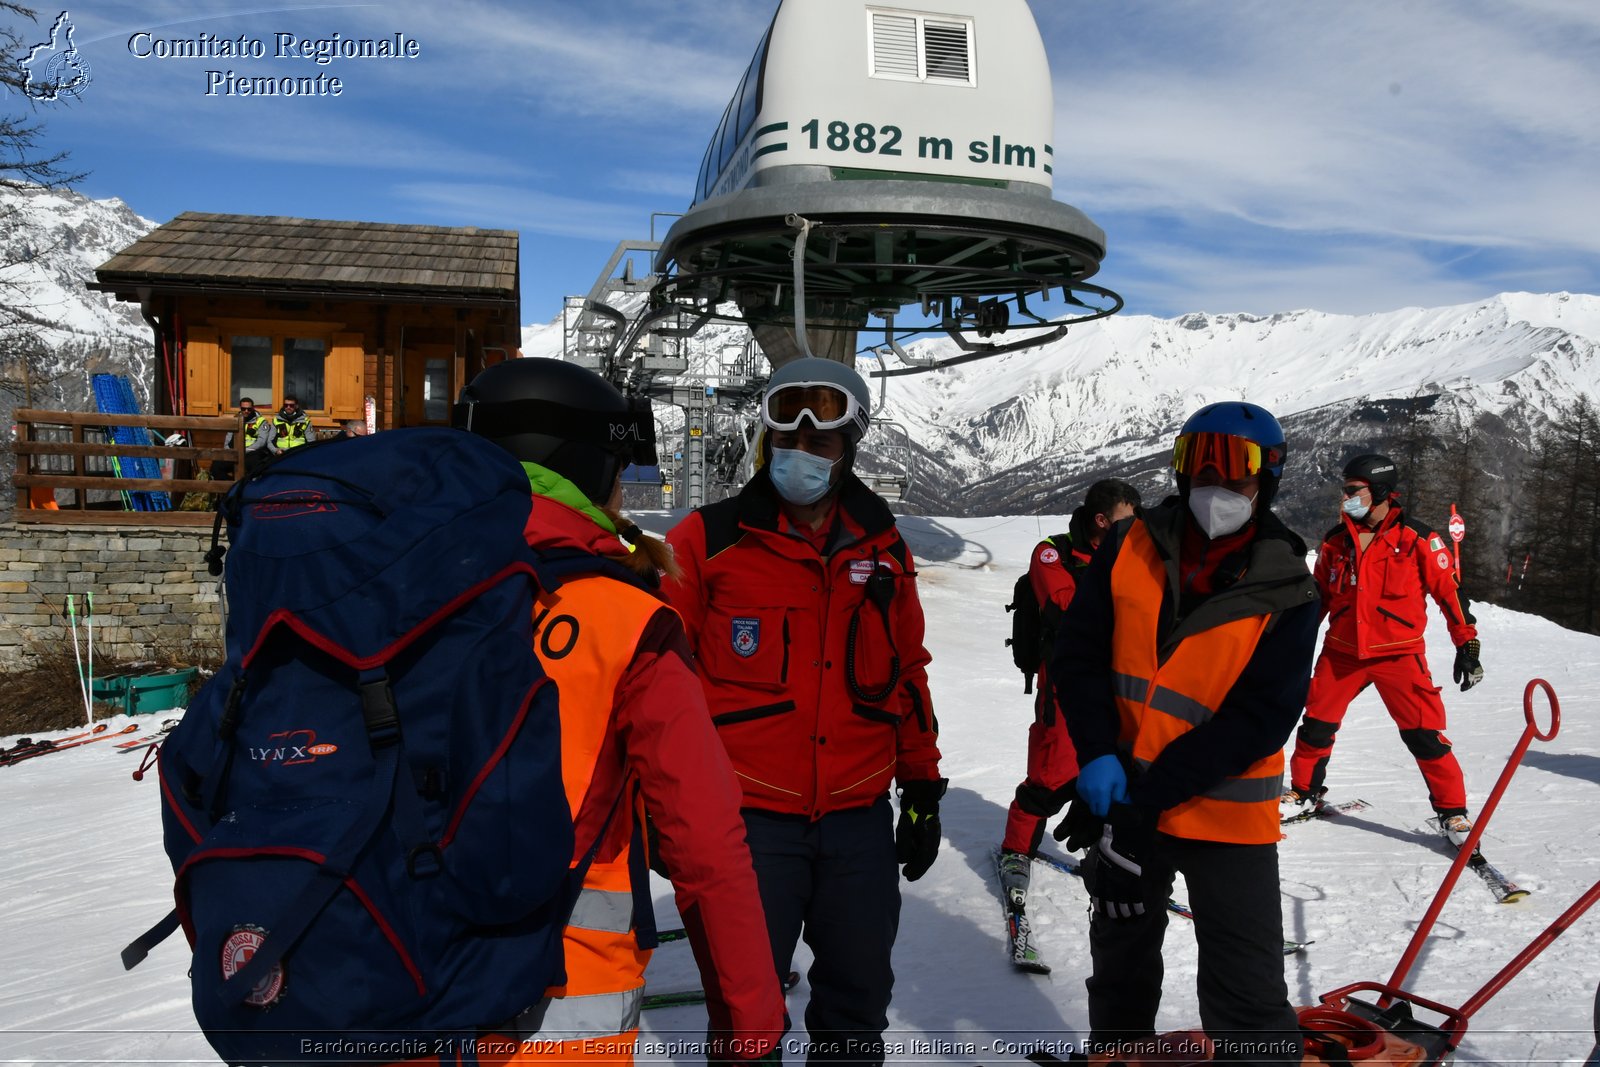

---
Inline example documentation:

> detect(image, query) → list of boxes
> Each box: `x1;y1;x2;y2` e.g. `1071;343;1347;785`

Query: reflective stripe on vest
1109;521;1282;844
568;886;633;934
525;568;665;1059
505;985;643;1041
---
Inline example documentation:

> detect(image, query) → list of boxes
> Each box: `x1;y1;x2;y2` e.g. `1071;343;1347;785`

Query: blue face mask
1341;495;1370;521
769;446;838;506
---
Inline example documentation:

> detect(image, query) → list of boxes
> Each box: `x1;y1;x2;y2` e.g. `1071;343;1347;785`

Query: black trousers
742;798;900;1066
1086;834;1303;1066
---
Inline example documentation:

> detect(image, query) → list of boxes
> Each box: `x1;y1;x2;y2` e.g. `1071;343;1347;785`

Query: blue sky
20;0;1600;326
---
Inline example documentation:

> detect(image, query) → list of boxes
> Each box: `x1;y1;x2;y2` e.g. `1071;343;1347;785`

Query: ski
642;969;799;1011
0;723;110;765
1280;798;1371;826
1032;851;1312;955
115;718;182;750
994;851;1050;974
1421;815;1533;905
1466;852;1530;904
0;723;139;767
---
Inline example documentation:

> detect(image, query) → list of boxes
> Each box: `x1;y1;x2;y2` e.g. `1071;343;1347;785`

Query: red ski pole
1384;679;1560;997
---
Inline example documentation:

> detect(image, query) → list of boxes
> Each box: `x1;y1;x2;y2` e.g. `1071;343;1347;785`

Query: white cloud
390;181;647;241
1050;0;1600;261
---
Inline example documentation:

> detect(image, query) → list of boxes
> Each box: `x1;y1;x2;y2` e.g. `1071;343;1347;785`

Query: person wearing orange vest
1052;402;1319;1064
663;358;944;1067
997;481;1140;922
451;358;786;1066
1284;454;1483;846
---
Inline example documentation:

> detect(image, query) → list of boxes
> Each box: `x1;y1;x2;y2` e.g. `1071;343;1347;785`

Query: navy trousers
741;797;900;1066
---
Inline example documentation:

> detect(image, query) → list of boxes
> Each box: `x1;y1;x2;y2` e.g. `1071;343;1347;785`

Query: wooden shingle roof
90;212;519;306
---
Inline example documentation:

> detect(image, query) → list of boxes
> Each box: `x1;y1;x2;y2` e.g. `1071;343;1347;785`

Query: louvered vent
871;13;920;78
922;20;971;82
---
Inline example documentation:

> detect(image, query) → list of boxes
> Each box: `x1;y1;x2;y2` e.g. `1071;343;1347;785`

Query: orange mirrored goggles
1172;431;1265;480
762;382;861;433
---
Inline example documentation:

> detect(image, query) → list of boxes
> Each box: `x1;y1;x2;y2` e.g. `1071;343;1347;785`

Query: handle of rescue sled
1383;678;1561;998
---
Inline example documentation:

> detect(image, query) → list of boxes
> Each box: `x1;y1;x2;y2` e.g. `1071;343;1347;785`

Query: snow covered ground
2;513;1597;1065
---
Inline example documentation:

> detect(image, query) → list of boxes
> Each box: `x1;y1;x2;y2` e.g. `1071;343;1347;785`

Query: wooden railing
11;410;244;528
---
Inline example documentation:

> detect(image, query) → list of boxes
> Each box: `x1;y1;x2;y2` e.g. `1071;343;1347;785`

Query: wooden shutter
327;332;364;420
185;326;220;415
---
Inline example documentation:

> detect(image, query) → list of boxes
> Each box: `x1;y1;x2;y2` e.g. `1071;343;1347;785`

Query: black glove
895;778;947;881
1453;639;1483;691
1052;795;1104;853
1081;804;1156;922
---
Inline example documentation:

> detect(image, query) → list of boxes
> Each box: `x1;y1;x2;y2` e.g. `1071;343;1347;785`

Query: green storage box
125;668;198;715
91;673;132;704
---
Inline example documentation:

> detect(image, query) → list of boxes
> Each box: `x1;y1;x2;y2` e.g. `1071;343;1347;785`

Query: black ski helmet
1342;453;1400;501
453;358;657;503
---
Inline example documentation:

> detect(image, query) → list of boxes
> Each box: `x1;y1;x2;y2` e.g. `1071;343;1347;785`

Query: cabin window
869;10;974;86
229;335;273;406
226;332;331;412
284;337;328;411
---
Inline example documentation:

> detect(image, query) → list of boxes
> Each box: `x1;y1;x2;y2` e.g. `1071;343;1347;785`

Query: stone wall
0;523;223;671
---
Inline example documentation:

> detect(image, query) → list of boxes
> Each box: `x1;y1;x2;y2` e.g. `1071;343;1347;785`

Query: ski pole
1384;679;1560;999
66;596;90;724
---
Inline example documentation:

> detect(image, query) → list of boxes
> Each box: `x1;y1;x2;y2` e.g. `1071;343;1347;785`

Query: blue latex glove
1076;754;1129;818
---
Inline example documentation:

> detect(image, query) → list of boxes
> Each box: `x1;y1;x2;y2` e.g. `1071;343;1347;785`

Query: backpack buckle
359;674;400;748
407;843;443;879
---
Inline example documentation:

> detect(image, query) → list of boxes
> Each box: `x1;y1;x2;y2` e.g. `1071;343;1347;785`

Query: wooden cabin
89;213;522;436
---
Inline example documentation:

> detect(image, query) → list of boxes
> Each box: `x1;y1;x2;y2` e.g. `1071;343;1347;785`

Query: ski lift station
566;0;1121;508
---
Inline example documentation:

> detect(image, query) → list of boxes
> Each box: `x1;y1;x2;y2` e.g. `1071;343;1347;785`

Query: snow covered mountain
522;292;1600;573
0;183;154;347
0;184;157;427
867;293;1600;525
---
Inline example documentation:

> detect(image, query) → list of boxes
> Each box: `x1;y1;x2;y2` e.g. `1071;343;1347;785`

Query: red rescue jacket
664;472;942;819
519;492;783;1056
1316;505;1476;660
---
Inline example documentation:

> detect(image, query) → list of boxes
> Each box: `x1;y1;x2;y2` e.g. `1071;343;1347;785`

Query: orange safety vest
1108;523;1283;845
475;570;661;1066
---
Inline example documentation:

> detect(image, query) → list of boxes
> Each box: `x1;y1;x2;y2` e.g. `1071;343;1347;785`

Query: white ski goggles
761;382;866;436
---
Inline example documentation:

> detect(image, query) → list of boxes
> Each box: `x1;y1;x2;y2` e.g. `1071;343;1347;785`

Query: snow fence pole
66;595;90;725
85;590;94;724
1383;678;1560;1001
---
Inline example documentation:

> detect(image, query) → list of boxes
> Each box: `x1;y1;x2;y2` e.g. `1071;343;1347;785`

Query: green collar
522;462;617;534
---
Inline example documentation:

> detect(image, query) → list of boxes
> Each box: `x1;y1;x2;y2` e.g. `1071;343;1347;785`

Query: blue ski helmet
1171;400;1287;506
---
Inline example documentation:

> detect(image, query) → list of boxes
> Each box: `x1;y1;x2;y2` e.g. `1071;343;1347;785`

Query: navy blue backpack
124;427;576;1066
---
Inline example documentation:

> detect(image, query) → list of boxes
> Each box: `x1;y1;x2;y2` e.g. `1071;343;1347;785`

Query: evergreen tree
1514;398;1600;634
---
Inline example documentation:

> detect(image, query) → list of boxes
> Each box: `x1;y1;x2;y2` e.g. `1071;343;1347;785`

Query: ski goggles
761;382;865;435
1171;431;1267;480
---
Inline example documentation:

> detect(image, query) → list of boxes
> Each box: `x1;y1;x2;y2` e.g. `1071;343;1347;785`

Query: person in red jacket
663;357;944;1067
451;358;786;1065
1284;453;1485;847
998;481;1141;908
